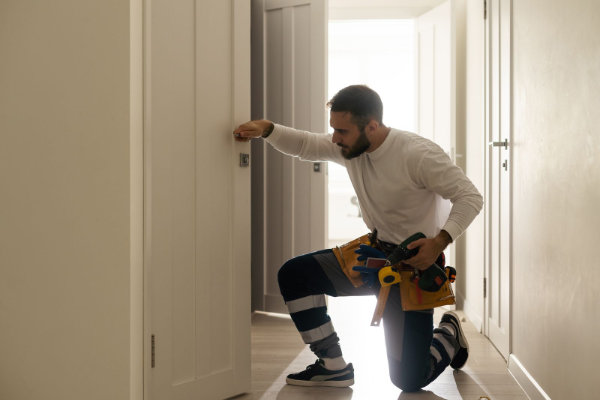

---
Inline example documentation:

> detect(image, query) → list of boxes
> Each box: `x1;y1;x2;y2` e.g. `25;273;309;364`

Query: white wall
509;0;600;398
0;2;140;399
463;0;599;397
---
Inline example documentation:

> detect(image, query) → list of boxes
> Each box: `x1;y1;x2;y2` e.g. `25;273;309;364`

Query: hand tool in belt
370;233;420;326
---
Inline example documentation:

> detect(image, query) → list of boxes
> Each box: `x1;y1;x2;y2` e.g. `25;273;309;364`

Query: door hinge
484;0;487;19
483;277;487;298
151;334;156;368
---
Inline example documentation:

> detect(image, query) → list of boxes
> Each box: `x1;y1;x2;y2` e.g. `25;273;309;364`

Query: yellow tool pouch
397;268;455;311
331;234;372;288
331;234;456;311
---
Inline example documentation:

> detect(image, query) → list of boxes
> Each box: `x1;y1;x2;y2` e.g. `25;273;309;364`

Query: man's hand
233;119;274;142
404;230;452;270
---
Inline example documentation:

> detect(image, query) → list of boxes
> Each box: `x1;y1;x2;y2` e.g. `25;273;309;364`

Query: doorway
327;18;416;248
325;17;416;388
325;0;462;377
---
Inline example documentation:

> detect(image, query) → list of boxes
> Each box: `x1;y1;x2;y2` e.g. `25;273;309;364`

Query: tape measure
378;266;401;286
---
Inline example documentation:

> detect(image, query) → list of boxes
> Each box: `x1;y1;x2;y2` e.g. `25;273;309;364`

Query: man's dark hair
327;85;384;129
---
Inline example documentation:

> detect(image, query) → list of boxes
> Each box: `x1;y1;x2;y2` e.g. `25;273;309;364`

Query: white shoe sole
285;377;354;387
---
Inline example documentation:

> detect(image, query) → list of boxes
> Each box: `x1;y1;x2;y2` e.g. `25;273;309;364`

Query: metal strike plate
489;139;509;149
240;153;250;167
313;162;321;172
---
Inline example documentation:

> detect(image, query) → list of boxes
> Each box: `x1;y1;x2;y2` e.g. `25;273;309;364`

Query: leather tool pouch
331;234;372;288
332;234;456;311
397;268;455;311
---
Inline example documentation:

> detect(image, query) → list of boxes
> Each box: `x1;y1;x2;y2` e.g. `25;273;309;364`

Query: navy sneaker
286;359;355;387
441;311;469;369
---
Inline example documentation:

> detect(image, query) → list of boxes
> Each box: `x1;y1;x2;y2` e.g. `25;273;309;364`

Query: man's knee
277;252;336;301
388;358;428;392
277;257;304;293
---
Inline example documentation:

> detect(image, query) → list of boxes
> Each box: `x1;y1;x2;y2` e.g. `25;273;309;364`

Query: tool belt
332;233;456;313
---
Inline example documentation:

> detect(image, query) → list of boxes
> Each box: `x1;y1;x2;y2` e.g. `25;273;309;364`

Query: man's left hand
404;231;452;270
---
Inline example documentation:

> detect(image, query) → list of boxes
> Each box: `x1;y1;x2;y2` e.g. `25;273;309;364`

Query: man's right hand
233;119;274;142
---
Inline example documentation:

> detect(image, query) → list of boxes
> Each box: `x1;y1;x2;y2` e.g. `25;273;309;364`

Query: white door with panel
416;0;455;155
416;0;457;266
485;0;512;360
251;0;328;313
145;1;251;399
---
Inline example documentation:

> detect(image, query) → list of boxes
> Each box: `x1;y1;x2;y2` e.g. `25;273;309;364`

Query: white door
416;0;456;266
416;0;454;155
144;1;251;399
251;0;328;313
484;0;512;360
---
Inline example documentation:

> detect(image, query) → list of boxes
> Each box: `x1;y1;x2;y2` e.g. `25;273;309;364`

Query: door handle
488;139;508;149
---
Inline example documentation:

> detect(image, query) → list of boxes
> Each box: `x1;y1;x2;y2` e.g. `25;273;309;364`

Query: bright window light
328;19;416;246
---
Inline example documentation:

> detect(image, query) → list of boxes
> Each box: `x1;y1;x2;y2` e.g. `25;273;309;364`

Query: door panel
416;0;456;266
416;0;453;154
485;0;511;360
145;0;251;398
252;0;328;313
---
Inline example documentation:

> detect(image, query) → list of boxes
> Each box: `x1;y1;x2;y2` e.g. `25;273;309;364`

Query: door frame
483;0;513;359
250;0;328;314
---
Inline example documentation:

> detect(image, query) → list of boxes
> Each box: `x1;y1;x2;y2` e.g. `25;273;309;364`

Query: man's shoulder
388;128;440;153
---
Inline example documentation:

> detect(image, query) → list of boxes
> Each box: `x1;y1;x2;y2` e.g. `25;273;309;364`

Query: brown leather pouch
331;234;371;288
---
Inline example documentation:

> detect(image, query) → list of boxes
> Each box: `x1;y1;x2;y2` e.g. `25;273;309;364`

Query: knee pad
277;252;336;301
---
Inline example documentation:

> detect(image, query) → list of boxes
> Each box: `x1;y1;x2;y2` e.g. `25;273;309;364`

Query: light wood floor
235;296;528;400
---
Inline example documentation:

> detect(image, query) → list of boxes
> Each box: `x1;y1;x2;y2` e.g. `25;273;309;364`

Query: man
233;85;483;391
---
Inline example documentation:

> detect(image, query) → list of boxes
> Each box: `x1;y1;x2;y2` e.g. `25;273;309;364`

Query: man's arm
233;120;345;164
404;146;483;270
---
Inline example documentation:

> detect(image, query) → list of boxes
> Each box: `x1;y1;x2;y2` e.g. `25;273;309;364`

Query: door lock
502;160;508;171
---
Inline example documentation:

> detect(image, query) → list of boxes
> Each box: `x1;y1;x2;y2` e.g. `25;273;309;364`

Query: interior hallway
238;296;528;400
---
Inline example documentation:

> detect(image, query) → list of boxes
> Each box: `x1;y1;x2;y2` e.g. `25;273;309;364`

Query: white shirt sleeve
265;124;346;164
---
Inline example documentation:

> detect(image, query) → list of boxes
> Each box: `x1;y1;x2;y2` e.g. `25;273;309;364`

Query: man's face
330;111;371;160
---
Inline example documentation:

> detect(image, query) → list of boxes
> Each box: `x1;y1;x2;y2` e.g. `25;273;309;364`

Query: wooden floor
235;296;528;400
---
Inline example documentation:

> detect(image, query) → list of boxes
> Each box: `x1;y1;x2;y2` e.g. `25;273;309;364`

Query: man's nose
332;131;341;144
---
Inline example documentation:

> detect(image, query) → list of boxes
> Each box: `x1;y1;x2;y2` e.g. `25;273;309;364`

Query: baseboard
461;295;483;332
264;294;288;314
508;354;552;400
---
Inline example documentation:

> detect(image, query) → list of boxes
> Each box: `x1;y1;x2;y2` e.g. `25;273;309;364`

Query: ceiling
329;0;447;19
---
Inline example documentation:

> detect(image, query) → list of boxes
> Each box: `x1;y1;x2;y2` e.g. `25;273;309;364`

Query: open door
416;0;455;155
144;1;251;399
251;0;328;313
484;0;512;360
416;0;459;267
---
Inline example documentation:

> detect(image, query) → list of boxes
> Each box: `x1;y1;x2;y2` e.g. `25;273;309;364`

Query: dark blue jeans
278;249;455;392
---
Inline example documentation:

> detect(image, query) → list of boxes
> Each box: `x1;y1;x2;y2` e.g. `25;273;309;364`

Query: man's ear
365;119;379;134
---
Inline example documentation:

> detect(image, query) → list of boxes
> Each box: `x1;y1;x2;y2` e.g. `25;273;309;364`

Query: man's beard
339;128;371;160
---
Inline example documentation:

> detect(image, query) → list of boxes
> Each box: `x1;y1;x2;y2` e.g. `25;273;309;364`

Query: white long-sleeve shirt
266;124;483;245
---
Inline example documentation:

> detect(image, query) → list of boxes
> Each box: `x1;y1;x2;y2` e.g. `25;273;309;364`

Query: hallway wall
462;1;599;397
509;0;599;398
0;2;136;399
